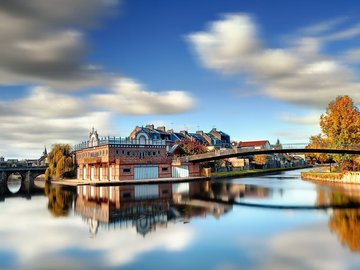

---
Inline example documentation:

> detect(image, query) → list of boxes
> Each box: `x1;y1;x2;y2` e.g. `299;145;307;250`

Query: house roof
238;140;269;147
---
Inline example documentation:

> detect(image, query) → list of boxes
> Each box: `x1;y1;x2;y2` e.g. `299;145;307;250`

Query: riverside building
74;128;200;181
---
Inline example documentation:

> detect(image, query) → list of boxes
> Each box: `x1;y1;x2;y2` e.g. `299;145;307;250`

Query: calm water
1;169;360;270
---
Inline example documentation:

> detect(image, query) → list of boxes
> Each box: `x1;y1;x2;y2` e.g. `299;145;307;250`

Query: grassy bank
211;166;309;179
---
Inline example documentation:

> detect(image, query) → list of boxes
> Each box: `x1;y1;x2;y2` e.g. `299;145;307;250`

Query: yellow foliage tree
45;144;75;180
305;134;331;164
320;95;360;146
308;96;360;170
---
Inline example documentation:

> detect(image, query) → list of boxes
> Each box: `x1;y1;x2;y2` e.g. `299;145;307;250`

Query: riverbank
211;166;310;180
301;171;360;184
50;176;210;187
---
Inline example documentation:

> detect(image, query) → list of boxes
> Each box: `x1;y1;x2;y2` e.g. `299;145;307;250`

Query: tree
45;144;75;180
177;139;208;155
305;134;331;164
308;96;360;170
320;95;360;146
253;154;268;168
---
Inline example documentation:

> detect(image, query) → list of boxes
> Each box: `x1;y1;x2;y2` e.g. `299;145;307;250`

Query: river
0;168;360;270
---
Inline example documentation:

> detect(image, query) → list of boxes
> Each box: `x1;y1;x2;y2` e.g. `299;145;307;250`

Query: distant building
238;140;271;150
0;147;48;168
129;124;231;149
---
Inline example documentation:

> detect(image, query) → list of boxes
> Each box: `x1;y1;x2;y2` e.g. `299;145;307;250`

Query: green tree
45;144;75;180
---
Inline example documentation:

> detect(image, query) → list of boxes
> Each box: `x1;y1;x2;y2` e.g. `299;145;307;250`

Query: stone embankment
301;171;360;184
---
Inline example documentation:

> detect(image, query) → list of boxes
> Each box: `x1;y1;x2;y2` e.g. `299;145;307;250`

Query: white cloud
92;78;196;115
187;14;360;109
279;113;320;125
299;17;349;35
0;0;118;89
188;14;261;74
0;88;111;158
0;0;197;158
259;223;360;270
342;48;360;63
0;197;195;269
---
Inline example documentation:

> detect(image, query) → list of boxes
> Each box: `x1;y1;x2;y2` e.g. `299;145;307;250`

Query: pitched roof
238;140;269;147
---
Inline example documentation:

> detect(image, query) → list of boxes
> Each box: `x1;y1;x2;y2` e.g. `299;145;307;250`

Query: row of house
129;124;231;149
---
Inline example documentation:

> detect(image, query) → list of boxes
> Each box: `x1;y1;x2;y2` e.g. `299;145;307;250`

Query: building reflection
74;180;272;237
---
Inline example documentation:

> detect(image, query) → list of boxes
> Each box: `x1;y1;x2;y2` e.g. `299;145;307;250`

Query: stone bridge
0;166;47;183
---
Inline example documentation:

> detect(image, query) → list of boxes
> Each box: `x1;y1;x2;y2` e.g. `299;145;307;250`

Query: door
134;165;158;180
172;166;189;178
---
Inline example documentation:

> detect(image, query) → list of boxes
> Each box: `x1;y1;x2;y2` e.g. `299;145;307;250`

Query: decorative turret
89;127;100;147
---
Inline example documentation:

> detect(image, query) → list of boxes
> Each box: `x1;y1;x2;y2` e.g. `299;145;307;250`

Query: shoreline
49;176;210;187
301;171;360;184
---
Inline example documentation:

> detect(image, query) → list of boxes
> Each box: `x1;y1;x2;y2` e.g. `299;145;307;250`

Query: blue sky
0;0;360;158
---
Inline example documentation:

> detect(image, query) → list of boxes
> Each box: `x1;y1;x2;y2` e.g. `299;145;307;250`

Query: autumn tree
253;154;268;168
320;95;360;147
45;144;75;180
177;139;208;155
308;96;360;170
305;134;331;164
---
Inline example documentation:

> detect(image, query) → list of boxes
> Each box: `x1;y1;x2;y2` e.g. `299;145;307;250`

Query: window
122;192;131;199
116;150;119;155
122;150;125;155
123;168;131;173
162;167;168;172
153;151;156;156
127;151;130;156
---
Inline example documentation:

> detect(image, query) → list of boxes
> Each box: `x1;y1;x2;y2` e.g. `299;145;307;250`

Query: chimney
146;124;154;130
180;130;188;135
157;126;166;132
167;129;174;134
196;130;204;136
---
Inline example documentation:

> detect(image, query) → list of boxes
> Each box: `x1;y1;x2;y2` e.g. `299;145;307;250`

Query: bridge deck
180;147;360;163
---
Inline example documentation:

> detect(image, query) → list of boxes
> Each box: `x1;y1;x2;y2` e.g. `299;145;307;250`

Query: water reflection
1;172;360;269
74;181;233;237
0;177;43;201
316;184;360;252
7;173;22;193
44;183;74;217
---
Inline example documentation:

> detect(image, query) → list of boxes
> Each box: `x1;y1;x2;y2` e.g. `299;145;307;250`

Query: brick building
74;128;200;181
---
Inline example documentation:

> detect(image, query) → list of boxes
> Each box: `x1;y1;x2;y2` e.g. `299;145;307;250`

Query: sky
1;0;360;159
